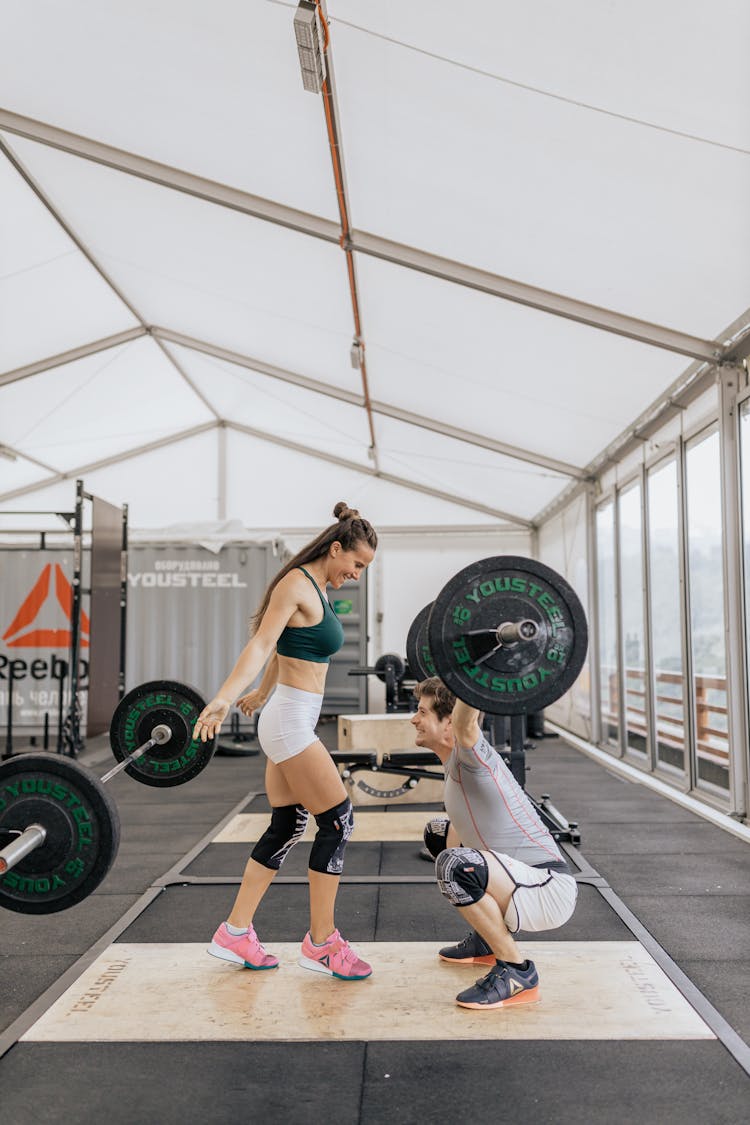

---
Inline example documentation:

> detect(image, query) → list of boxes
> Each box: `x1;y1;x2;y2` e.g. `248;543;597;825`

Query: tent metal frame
0;103;747;524
0;109;734;363
0;418;532;527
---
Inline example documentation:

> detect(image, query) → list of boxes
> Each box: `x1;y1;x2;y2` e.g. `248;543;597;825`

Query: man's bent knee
436;847;489;906
424;815;450;859
309;798;354;875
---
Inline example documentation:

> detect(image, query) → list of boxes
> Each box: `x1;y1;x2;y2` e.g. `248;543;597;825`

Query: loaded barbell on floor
0;752;122;914
108;681;216;787
0;680;216;914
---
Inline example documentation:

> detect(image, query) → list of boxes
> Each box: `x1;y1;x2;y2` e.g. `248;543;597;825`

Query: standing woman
193;502;377;980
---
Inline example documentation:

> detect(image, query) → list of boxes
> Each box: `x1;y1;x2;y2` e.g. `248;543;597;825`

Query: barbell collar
0;823;47;875
497;620;540;645
462;621;539;645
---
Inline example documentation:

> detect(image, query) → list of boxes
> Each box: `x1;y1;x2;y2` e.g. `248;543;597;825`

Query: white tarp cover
1;0;748;530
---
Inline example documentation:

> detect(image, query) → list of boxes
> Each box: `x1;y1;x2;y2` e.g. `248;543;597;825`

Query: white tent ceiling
1;0;748;530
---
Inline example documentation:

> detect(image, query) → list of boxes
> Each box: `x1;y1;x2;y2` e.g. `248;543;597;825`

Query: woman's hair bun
333;501;359;521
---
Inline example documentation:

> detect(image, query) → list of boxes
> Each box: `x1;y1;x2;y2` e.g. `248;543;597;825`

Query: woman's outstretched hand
235;689;265;718
193;698;231;742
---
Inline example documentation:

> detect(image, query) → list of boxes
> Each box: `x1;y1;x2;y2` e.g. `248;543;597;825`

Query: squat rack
0;479;128;758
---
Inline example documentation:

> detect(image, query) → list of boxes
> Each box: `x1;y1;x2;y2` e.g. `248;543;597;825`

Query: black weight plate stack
109;680;215;787
0;753;120;914
427;556;588;715
374;653;406;683
406;602;437;681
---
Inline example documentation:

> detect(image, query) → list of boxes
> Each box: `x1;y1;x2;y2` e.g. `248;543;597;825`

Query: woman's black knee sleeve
250;804;309;870
309;798;353;875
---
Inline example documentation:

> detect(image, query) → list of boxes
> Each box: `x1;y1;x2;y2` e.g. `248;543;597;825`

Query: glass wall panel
618;482;647;755
647;459;686;772
596;502;619;747
739;403;750;782
685;430;729;791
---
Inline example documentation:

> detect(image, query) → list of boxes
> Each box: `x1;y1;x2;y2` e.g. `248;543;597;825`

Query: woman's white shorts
490;852;578;934
257;683;324;764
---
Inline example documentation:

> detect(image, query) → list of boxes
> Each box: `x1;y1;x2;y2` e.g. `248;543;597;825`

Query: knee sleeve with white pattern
435;847;489;906
309;798;354;875
250;804;309;870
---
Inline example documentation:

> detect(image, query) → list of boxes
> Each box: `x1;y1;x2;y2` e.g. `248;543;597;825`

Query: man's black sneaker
438;930;495;966
456;960;540;1009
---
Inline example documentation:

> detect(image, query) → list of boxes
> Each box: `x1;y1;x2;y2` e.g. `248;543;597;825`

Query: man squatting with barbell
410;676;577;1009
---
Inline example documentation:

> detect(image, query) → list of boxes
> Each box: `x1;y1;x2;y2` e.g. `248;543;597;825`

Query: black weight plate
374;652;406;683
427;556;588;715
406;603;436;681
216;740;260;758
0;753;120;915
109;680;215;787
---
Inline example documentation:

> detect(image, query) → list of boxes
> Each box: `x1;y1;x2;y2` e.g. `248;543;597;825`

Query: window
596;502;619;747
647;459;685;772
738;402;750;779
685;430;729;791
618;482;647;755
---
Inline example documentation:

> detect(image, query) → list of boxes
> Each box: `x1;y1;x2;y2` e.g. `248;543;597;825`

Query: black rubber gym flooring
1;731;749;1124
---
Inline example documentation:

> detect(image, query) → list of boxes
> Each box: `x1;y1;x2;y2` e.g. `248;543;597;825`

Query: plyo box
337;713;417;753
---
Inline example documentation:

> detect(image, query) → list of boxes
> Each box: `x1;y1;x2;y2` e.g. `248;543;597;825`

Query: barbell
0;753;121;914
407;555;587;715
0;680;216;914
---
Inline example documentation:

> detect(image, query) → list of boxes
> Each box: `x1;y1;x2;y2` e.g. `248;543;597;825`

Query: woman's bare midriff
276;654;328;695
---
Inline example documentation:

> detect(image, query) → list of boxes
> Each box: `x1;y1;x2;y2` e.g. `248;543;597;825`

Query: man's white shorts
490;851;578;934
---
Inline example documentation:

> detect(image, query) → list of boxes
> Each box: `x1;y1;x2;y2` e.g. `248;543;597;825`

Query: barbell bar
0;824;47;875
99;722;172;784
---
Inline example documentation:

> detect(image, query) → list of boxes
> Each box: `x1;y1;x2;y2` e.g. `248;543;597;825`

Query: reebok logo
509;979;526;995
2;563;90;649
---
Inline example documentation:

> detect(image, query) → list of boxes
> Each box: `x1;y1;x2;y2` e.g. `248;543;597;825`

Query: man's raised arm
451;699;482;750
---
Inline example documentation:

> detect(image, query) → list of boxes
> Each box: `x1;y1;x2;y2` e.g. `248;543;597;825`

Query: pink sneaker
298;929;372;980
207;922;279;970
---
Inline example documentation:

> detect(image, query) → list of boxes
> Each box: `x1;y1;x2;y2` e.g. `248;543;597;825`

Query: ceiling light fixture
350;337;364;370
293;1;327;94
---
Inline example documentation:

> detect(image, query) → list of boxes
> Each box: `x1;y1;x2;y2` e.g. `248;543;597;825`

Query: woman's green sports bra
275;567;345;664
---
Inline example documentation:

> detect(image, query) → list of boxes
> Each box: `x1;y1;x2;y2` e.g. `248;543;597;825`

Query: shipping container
126;541;367;716
124;542;279;695
1;538;369;749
